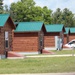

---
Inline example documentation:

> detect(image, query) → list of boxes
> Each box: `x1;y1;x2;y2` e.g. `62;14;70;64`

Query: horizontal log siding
13;33;39;52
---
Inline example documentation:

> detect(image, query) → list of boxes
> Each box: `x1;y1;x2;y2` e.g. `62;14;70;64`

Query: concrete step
42;49;55;54
7;51;25;59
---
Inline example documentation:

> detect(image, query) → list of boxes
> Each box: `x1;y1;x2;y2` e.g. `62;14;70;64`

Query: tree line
0;0;75;27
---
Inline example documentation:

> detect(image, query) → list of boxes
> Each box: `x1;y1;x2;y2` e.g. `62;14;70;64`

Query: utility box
0;55;6;59
55;36;59;50
55;36;63;50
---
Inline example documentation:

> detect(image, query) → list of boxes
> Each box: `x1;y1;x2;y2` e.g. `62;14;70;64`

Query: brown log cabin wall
69;34;75;41
13;32;39;52
0;18;13;54
64;34;68;44
44;32;59;47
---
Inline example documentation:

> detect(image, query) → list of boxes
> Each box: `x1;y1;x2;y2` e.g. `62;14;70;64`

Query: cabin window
5;31;9;48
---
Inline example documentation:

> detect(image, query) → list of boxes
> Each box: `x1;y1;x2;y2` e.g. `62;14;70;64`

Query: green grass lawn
26;50;75;56
0;57;75;74
51;50;75;55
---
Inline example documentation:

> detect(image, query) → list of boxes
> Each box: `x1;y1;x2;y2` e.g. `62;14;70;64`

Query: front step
42;49;55;54
7;51;25;59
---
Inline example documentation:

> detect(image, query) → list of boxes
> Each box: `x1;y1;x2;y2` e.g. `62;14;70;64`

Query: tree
30;6;43;21
10;0;35;22
9;0;52;24
52;8;62;24
62;8;75;27
42;6;52;24
52;8;75;27
10;2;21;22
0;0;3;13
4;5;9;14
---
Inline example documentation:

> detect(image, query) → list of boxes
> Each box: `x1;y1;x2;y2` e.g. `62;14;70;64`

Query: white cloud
3;0;75;13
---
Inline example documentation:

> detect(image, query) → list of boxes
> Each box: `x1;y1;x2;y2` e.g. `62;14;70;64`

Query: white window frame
5;31;9;48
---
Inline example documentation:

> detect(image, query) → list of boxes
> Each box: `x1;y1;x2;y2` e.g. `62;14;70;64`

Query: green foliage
10;0;52;24
52;8;75;27
52;8;62;24
62;8;74;27
4;5;9;14
0;0;3;13
10;0;35;22
8;0;75;27
42;6;52;24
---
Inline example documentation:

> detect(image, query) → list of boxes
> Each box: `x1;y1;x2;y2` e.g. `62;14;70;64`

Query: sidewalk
26;54;75;58
0;73;75;75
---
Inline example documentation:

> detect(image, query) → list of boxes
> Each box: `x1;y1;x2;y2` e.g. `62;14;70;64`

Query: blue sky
3;0;75;13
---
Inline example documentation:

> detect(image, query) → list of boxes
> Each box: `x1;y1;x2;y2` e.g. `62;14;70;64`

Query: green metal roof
64;27;70;34
70;28;75;33
45;24;64;32
0;14;10;27
15;22;44;32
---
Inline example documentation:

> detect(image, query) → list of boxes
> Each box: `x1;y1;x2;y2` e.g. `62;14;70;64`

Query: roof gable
70;27;75;33
0;14;10;27
15;22;44;32
8;17;15;29
45;24;65;32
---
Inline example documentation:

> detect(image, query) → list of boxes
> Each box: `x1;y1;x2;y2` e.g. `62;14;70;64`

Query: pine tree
0;0;3;13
